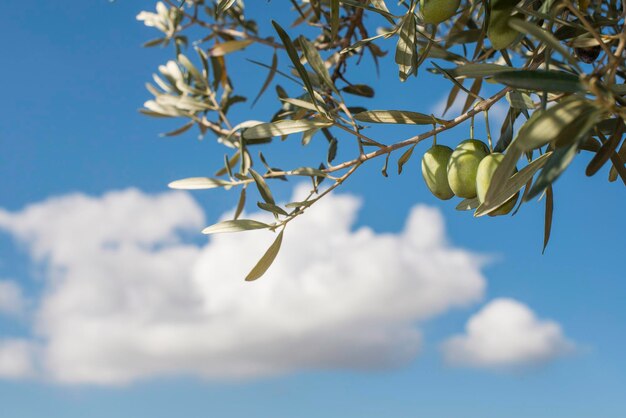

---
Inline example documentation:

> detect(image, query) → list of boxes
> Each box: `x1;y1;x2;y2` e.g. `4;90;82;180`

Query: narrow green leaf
395;12;418;82
330;0;340;40
245;230;284;281
249;168;275;205
215;152;241;177
234;187;246;220
290;167;328;177
586;121;624;176
397;145;416;175
608;140;626;183
257;202;289;216
280;97;319;112
178;54;204;84
208;39;254;57
526;142;580;200
272;21;325;115
456;197;480;211
354;110;445;125
442;63;511;79
161;121;195;137
243;119;333;140
217;0;237;15
508;19;581;72
493;70;583;93
299;36;338;94
515;97;598;152
339;0;396;21
252;50;278;107
477;150;551;217
542;185;553;254
202;219;271;235
342;84;375;97
506;91;534;110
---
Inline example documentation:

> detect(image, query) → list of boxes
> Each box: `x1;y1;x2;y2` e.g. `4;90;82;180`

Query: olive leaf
477;151;552;217
243;119;333;139
245;230;284;281
354;110;445;125
208;40;254;57
216;0;237;16
493;70;584;93
202;219;272;235
395;12;418;82
249;168;276;205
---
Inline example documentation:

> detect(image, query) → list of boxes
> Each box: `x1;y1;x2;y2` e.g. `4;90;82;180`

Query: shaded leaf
526;143;579;200
290;167;328;177
342;84;375;98
397;145;416;175
234;187;246;220
395;12;418;82
508;19;581;72
217;0;237;15
477;151;552;217
442;63;511;79
299;36;338;94
543;185;553;254
493;70;584;93
252;50;278;106
330;0;340;40
272;21;325;115
586;121;624;176
257;202;289;216
515;97;598;151
354;110;445;125
249;168;275;205
457;197;480;211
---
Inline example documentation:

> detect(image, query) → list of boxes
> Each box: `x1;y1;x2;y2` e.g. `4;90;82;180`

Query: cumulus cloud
0;186;487;385
0;280;25;316
0;339;36;379
442;298;574;369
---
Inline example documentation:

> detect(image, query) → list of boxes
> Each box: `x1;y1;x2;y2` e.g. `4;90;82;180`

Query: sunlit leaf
354;110;445;125
243;119;333;139
202;219;271;235
208;40;254;57
245;230;284;281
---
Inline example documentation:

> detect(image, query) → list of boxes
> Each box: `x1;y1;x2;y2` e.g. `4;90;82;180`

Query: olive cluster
420;0;521;50
421;140;519;216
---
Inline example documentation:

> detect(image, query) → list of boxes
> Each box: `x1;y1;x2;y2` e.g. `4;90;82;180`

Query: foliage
137;0;626;279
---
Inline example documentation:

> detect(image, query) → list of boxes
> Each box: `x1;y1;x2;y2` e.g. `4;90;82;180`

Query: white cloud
0;280;25;316
0;186;487;385
442;298;574;369
0;339;36;379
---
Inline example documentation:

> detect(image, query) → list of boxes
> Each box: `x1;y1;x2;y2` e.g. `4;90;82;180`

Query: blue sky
0;1;625;417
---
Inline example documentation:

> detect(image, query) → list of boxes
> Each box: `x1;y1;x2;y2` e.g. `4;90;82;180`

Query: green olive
476;153;519;216
421;0;461;25
446;139;489;199
487;0;521;50
422;145;455;200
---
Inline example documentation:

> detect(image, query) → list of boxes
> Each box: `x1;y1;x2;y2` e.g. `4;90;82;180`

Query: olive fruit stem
484;110;493;152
